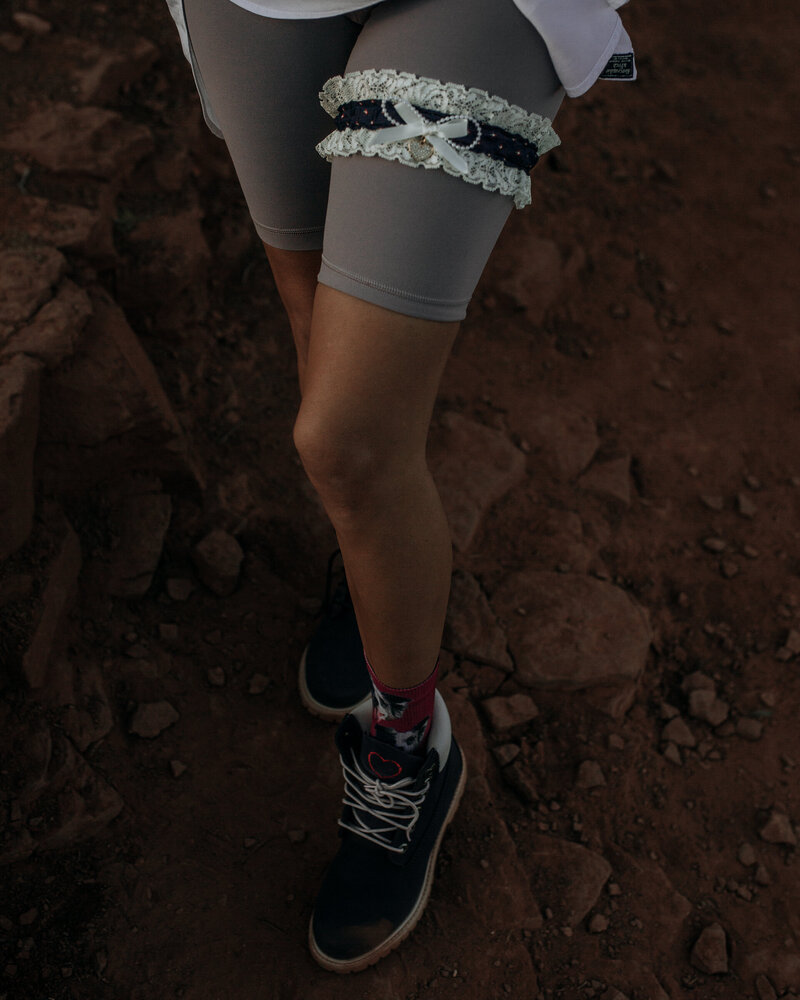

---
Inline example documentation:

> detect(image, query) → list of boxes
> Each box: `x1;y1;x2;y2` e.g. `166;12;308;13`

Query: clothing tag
599;52;636;80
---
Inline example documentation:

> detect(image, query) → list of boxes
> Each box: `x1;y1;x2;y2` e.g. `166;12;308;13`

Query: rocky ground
1;0;799;998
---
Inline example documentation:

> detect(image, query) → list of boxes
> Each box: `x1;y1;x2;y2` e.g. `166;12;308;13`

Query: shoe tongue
359;729;424;783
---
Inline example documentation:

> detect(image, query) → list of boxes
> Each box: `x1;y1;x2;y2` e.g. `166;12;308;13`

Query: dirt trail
1;0;799;998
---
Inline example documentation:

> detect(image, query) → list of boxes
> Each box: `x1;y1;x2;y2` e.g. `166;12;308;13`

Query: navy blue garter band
333;99;541;173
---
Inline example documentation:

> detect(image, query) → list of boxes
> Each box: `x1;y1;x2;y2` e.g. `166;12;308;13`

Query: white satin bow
365;99;474;174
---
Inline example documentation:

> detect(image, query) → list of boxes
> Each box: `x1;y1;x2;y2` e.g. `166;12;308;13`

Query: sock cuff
363;647;440;695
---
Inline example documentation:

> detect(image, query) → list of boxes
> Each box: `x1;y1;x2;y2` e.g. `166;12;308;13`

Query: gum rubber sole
308;749;468;973
297;644;368;723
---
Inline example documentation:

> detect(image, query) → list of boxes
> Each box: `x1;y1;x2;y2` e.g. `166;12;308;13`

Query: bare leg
293;283;460;689
261;241;320;395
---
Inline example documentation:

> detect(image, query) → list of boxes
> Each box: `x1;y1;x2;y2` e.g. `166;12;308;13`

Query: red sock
364;648;439;756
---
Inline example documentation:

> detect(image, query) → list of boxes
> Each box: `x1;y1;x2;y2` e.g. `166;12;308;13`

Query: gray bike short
181;0;565;321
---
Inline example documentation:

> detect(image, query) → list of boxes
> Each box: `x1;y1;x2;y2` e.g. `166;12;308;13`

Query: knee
292;406;411;514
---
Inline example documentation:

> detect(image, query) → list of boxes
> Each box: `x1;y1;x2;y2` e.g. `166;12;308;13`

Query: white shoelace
338;754;432;854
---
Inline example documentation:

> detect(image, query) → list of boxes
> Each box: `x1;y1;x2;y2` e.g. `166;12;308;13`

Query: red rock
527;833;612;926
0;246;65;325
129;700;180;738
2;194;110;258
482;692;539;731
690;922;729;974
0;355;40;559
758;809;797;845
429;411;526;552
508;399;599;480
11;12;51;34
36;287;202;492
61;35;158;104
43;653;113;752
21;503;82;689
662;716;696;747
192;528;243;597
491;570;651;701
104;474;172;598
0;708;122;864
0;103;153;178
443;569;512;670
2;280;92;369
578;450;632;506
116;209;211;321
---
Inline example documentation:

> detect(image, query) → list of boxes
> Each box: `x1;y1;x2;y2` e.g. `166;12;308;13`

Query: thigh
182;0;361;248
317;0;565;321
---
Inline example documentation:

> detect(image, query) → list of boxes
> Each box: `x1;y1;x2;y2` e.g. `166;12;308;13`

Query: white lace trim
316;68;561;210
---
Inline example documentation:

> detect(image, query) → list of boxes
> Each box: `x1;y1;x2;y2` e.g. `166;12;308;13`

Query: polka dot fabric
334;99;541;172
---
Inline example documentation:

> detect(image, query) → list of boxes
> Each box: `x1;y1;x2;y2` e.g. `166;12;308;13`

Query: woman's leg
181;0;360;391
297;0;564;693
260;244;320;395
295;284;460;689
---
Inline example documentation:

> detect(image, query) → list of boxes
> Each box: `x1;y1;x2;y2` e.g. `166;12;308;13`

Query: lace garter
315;69;560;209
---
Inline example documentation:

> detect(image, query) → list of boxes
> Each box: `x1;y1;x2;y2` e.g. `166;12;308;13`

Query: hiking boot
298;549;371;721
309;689;466;972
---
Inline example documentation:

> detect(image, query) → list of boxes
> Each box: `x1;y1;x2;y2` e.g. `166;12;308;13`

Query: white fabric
163;0;636;138
316;68;561;209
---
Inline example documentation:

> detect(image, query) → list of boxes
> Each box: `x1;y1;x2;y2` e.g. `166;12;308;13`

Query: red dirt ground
1;0;799;998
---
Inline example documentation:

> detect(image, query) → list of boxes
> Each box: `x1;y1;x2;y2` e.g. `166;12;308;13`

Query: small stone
482;693;539;731
681;671;716;693
759;691;776;707
736;493;757;518
575;759;606;789
662;716;696;747
784;629;800;654
502;760;539;803
754;973;778;1000
659;701;680;720
192;529;243;597
607;882;622;896
736;718;763;741
129;700;180;738
736;885;753;901
206;667;226;687
588;913;609;933
169;759;187;778
744;474;762;490
243;837;257;848
248;672;269;695
688;690;729;727
754;864;771;886
700;494;724;511
492;743;520;767
287;829;307;844
742;545;760;559
720;560;739;579
18;908;38;926
737;842;757;866
607;733;625;750
662;742;682;765
158;623;179;643
759;810;797;845
0;32;24;53
166;577;194;601
702;537;727;553
12;12;52;34
561;925;573;937
690;922;729;974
